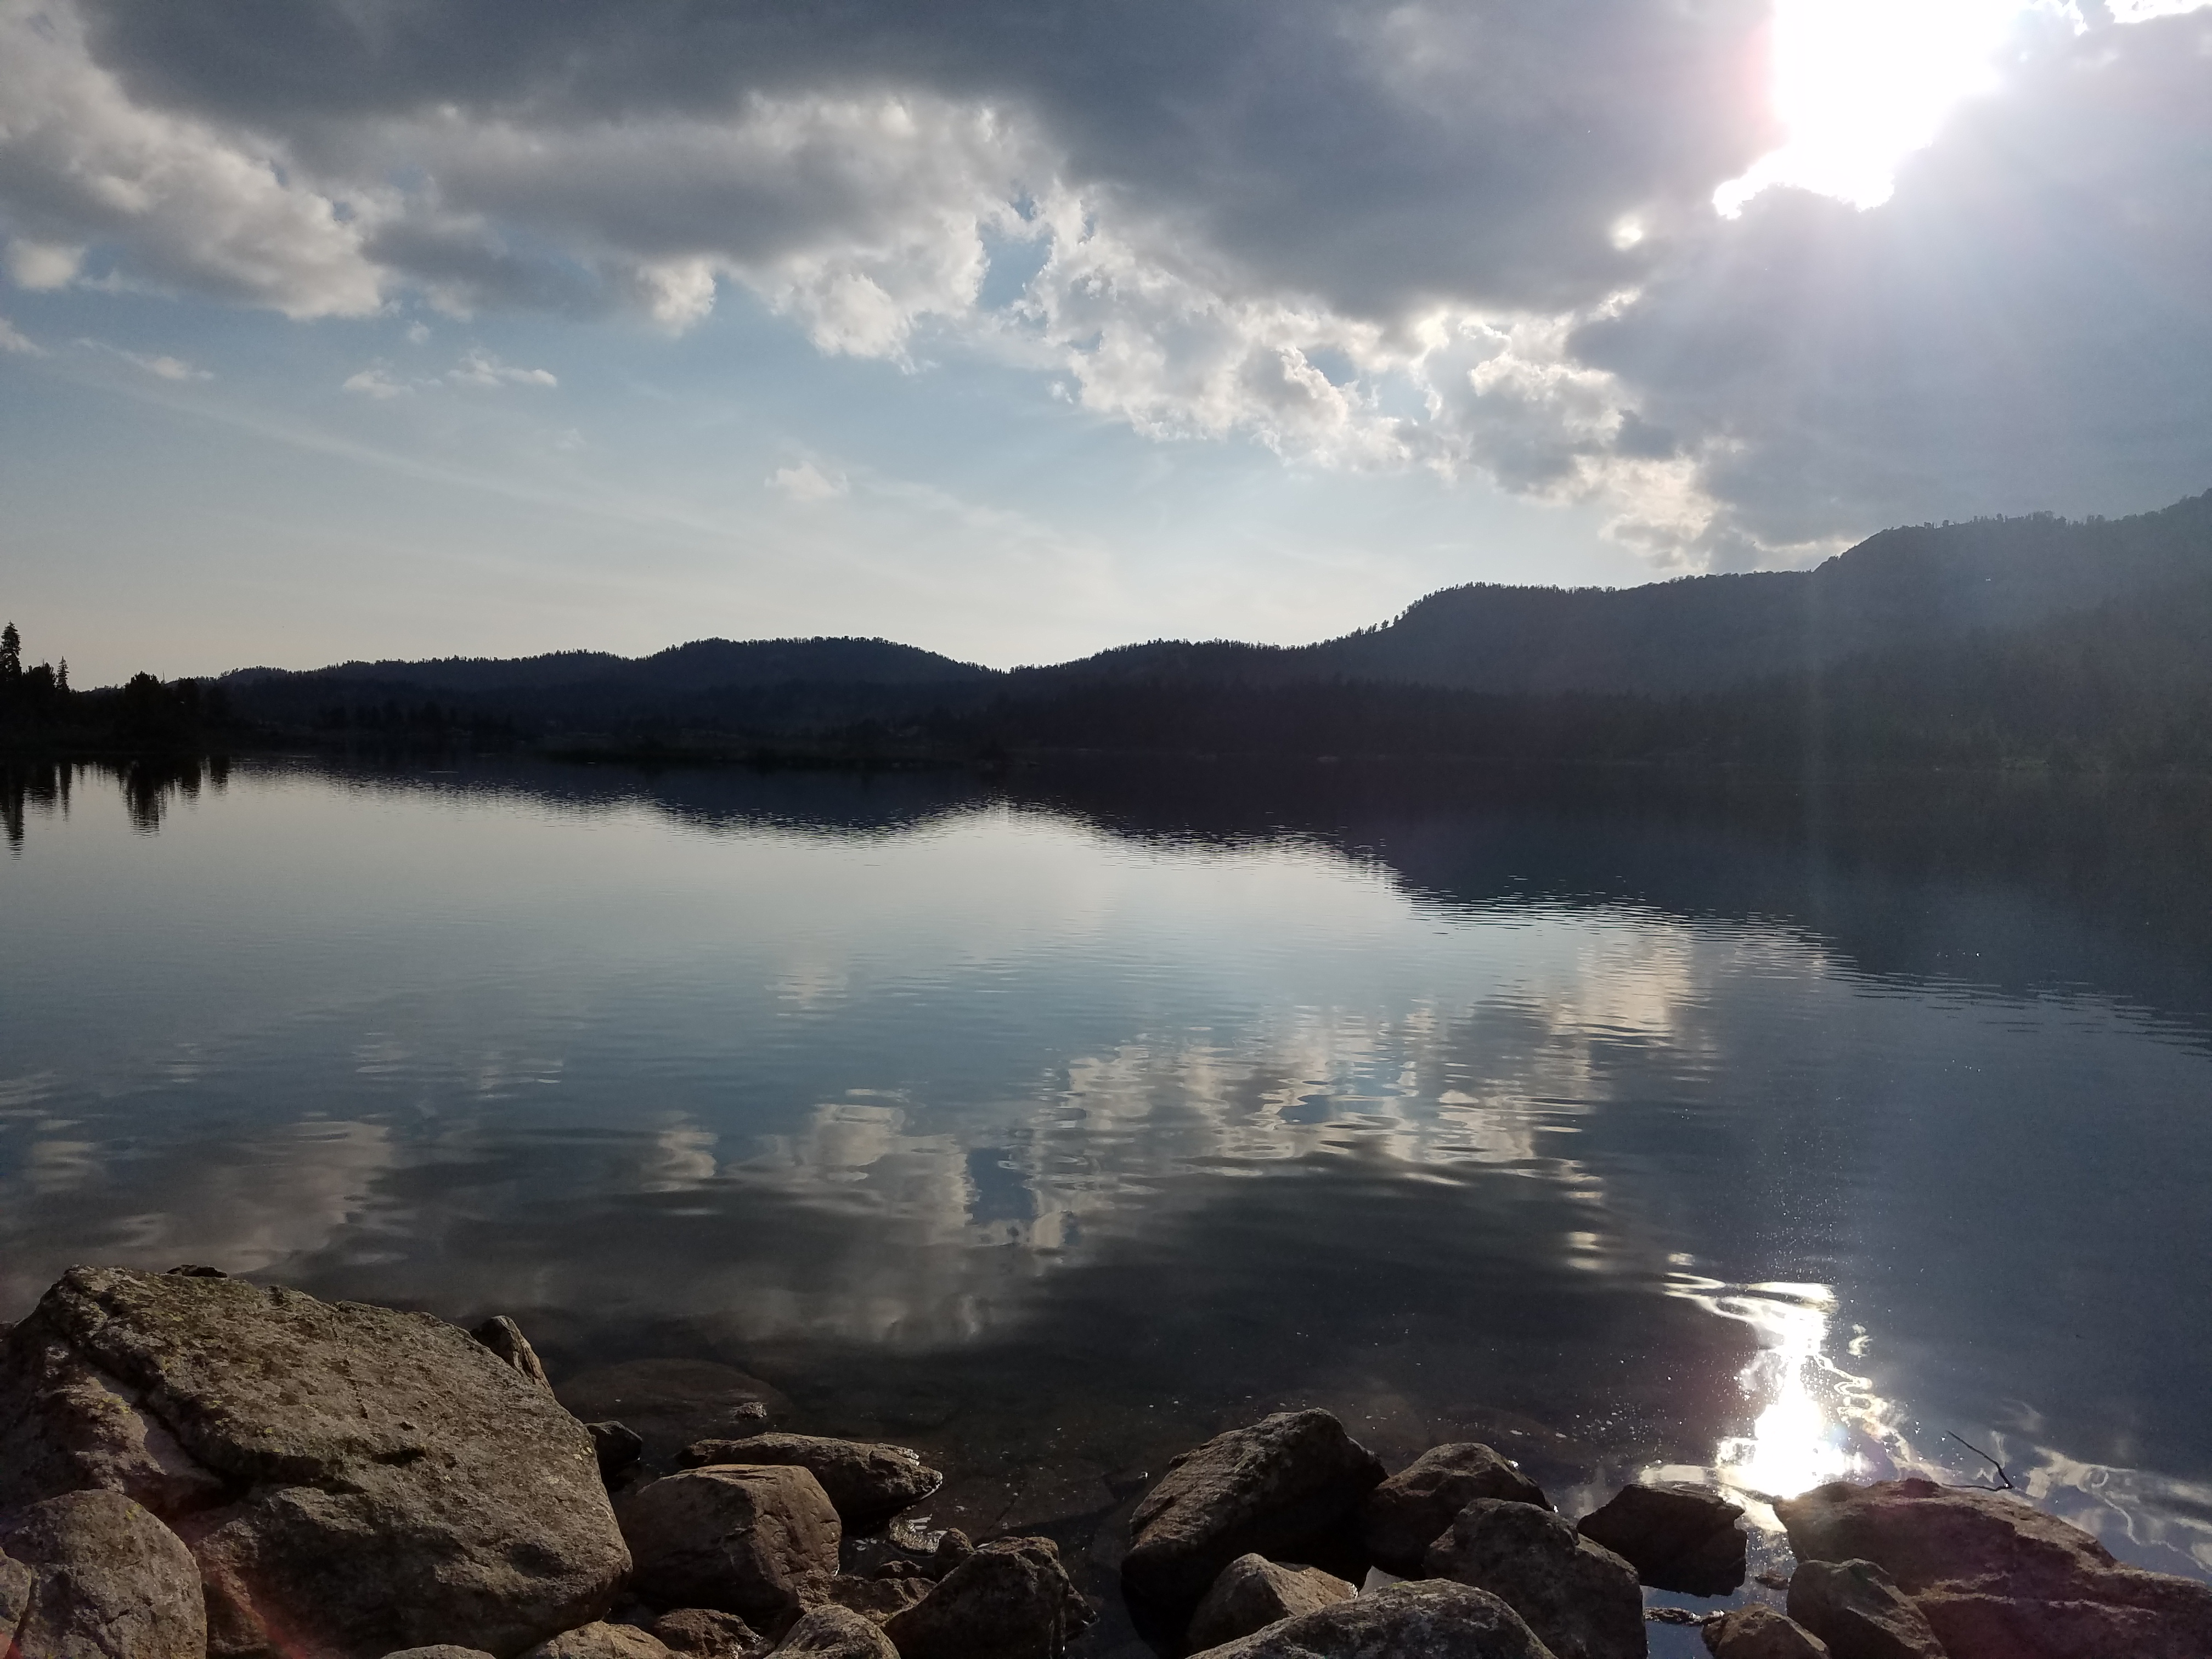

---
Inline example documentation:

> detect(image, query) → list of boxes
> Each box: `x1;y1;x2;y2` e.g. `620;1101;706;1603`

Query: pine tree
55;658;69;693
0;622;20;683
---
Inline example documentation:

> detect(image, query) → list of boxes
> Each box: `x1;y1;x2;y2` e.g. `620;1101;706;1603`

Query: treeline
0;619;235;752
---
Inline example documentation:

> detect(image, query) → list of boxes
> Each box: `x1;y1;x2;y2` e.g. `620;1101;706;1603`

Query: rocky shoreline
2;1267;2207;1659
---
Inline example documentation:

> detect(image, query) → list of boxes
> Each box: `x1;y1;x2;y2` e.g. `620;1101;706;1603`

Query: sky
2;0;2210;682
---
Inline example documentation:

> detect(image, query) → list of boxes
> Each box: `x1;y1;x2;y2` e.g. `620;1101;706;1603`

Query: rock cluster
5;1267;2211;1659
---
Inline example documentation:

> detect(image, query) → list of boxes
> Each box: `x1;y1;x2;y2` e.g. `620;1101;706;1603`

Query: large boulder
621;1466;840;1626
517;1626;673;1659
1186;1554;1356;1652
1423;1499;1645;1659
1575;1483;1745;1596
764;1608;894;1659
1360;1445;1550;1576
1186;1579;1560;1658
0;1489;206;1659
880;1537;1092;1659
0;1268;628;1659
1775;1477;2212;1659
1122;1411;1385;1614
678;1437;940;1532
1701;1606;1829;1658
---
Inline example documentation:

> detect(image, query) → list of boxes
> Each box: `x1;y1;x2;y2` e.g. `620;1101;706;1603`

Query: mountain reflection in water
3;754;2210;1620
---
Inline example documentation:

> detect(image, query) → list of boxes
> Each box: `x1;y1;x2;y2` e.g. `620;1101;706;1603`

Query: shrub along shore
1;1267;2205;1659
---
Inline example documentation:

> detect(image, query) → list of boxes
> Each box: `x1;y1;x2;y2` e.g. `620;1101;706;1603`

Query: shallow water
4;756;2209;1647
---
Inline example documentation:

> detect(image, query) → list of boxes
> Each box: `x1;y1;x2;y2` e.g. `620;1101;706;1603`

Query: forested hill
1021;490;2212;697
179;488;2212;768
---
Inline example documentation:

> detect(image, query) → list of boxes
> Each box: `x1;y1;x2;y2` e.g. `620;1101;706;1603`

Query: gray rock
764;1608;894;1659
621;1466;840;1626
1702;1606;1830;1658
472;1318;551;1389
678;1436;941;1532
647;1610;762;1659
379;1649;498;1659
1122;1410;1385;1614
1360;1444;1551;1575
1786;1561;1943;1659
590;1424;645;1485
1187;1554;1357;1652
0;1489;206;1659
557;1363;790;1464
1576;1483;1746;1596
881;1537;1092;1659
1423;1498;1644;1659
2;1552;34;1633
1775;1476;2212;1659
517;1625;673;1659
1186;1578;1559;1658
0;1268;628;1659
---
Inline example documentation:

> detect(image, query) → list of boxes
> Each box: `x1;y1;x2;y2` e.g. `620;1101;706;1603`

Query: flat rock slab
1576;1482;1746;1596
1361;1444;1550;1576
380;1649;499;1659
679;1436;940;1532
881;1536;1091;1659
558;1364;791;1463
0;1268;627;1659
764;1607;894;1659
1424;1498;1645;1659
1775;1477;2212;1659
518;1626;674;1659
1123;1410;1385;1615
1187;1579;1559;1658
0;1489;206;1659
1187;1554;1357;1653
622;1466;840;1626
1702;1605;1830;1658
1786;1560;1944;1659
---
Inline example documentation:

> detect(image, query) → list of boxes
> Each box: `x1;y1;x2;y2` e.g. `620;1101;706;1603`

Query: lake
3;755;2209;1648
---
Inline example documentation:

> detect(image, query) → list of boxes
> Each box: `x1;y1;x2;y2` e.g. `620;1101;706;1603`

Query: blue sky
3;0;2210;682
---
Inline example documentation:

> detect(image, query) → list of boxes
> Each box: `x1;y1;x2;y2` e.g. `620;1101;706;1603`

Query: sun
1716;0;2044;215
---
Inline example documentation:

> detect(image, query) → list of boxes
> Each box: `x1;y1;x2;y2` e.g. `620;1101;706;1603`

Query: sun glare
1716;0;2042;215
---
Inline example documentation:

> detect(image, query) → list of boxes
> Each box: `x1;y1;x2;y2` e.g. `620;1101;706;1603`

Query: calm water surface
3;757;2209;1645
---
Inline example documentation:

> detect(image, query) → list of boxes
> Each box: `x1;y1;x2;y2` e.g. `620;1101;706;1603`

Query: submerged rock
1775;1476;2212;1659
590;1423;646;1485
379;1648;497;1659
1576;1482;1746;1596
881;1536;1092;1659
764;1608;894;1659
1186;1578;1557;1658
1122;1410;1385;1614
1702;1605;1831;1658
1185;1553;1356;1652
679;1436;941;1532
1360;1443;1551;1576
0;1489;206;1659
557;1363;790;1464
1424;1498;1645;1659
0;1267;628;1659
622;1466;840;1626
518;1624;674;1659
647;1610;763;1659
1786;1560;1944;1659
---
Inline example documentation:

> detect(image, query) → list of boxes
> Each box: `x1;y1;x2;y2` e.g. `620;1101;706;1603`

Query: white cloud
446;348;556;389
78;337;210;380
0;314;42;354
769;460;847;502
341;366;409;399
6;240;84;289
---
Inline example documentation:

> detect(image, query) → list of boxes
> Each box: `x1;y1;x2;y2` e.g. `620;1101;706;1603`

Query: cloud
3;0;2208;567
769;461;847;503
341;366;409;399
0;314;42;354
78;337;210;380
